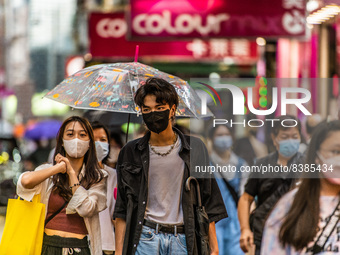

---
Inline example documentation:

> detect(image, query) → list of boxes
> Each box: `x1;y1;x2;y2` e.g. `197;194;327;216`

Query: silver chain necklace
149;134;178;157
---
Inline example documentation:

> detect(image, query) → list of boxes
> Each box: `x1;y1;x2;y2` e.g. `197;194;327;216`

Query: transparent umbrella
44;62;213;118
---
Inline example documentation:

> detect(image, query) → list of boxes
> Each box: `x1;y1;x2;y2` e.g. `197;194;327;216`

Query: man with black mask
114;78;227;255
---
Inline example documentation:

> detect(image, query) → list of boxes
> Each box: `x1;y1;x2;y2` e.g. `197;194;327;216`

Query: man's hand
240;228;254;253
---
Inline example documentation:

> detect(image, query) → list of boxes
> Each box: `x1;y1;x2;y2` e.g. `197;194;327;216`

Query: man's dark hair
271;115;301;136
134;78;179;109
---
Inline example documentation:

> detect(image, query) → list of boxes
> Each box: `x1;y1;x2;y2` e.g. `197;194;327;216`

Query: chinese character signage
129;0;306;39
89;12;258;63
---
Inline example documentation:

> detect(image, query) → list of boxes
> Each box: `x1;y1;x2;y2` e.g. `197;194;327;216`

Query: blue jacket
215;158;245;255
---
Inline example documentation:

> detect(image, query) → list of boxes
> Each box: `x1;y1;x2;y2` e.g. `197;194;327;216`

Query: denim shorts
135;225;188;255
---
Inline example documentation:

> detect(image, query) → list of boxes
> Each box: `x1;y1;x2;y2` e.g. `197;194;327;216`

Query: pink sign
89;12;258;63
336;17;340;75
130;0;306;39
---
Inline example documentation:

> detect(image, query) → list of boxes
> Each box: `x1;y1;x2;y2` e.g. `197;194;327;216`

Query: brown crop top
45;190;88;235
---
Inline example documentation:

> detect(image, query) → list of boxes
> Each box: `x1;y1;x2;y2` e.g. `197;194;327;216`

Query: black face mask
142;109;170;134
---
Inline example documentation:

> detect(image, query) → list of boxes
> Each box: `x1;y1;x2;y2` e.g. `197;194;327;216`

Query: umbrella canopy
83;110;143;127
44;62;212;118
24;120;62;140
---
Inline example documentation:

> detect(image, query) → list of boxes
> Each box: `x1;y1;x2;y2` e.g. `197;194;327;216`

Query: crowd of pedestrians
11;77;340;255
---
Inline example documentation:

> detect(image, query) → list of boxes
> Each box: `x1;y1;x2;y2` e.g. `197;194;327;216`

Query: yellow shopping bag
0;194;46;255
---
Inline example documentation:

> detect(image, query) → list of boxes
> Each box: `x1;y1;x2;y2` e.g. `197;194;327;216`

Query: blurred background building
1;0;338;123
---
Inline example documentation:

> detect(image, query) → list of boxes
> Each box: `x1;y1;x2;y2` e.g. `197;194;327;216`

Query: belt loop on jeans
156;223;159;234
174;225;177;237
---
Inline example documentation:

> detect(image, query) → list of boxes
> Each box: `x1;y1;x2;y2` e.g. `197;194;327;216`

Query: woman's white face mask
318;152;340;185
63;138;90;158
95;141;109;162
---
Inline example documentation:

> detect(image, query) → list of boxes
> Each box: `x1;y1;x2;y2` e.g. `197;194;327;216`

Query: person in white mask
17;116;108;255
262;120;340;254
91;121;117;255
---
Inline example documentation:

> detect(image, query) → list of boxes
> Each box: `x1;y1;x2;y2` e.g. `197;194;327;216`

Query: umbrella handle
185;176;202;207
134;45;139;62
126;113;131;143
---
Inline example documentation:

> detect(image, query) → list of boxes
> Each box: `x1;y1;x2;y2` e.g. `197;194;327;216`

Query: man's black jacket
113;128;228;255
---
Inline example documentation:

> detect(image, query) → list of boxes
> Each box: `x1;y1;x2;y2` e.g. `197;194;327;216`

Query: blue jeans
135;226;188;255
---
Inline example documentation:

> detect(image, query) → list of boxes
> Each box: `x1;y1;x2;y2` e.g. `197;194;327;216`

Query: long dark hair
91;121;111;165
279;120;340;250
52;116;103;201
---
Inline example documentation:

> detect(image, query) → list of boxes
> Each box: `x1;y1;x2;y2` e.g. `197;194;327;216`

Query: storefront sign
129;0;306;39
89;12;258;63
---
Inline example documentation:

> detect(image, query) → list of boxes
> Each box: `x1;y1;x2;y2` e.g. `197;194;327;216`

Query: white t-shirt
99;165;117;252
145;137;185;224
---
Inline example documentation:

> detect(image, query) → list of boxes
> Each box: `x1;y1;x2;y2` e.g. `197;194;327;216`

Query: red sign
336;16;340;76
129;0;306;39
89;12;258;63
